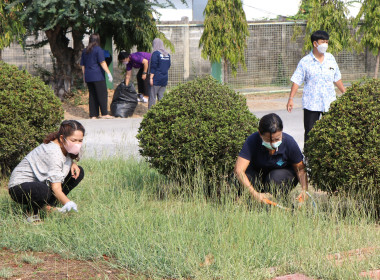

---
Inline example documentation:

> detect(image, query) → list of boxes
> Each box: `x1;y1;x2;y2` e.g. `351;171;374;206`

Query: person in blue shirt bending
234;113;308;203
149;38;171;109
287;30;346;143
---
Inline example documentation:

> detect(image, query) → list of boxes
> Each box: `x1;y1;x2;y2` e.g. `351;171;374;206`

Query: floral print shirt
291;51;342;112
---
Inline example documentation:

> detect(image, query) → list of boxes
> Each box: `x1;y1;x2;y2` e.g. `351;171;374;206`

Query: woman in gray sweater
8;120;85;223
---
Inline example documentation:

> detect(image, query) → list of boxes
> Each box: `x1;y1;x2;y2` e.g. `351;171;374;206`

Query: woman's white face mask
260;131;283;150
262;139;282;150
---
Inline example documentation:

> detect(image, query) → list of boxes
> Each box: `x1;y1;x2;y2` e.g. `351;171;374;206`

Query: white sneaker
138;94;147;103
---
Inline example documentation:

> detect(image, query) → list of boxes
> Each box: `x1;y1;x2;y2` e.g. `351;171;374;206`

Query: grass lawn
0;158;379;279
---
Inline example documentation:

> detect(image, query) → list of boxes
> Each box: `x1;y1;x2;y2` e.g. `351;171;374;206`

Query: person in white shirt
287;30;346;143
8;120;85;223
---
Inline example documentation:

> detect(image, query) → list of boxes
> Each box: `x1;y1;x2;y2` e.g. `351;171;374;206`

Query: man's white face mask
316;42;328;54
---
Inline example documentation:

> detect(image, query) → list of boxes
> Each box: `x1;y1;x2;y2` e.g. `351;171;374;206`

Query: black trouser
304;109;323;143
136;68;151;96
9;166;84;215
87;80;108;118
246;168;298;194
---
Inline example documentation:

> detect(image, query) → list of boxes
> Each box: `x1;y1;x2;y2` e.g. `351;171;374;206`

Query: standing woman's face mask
62;130;84;155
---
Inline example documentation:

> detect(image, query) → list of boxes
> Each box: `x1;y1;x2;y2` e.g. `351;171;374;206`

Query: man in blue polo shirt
234;113;308;203
287;30;346;143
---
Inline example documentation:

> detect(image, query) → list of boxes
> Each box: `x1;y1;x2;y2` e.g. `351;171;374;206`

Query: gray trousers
148;85;166;109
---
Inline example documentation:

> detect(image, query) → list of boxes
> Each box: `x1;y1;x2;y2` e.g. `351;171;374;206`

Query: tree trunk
45;26;84;100
375;48;380;79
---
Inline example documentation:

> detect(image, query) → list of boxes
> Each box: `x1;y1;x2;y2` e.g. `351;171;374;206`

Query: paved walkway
80;118;142;159
254;96;304;150
80;97;304;159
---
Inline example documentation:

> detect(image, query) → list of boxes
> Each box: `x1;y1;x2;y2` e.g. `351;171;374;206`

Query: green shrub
304;78;379;210
137;76;259;191
0;61;63;175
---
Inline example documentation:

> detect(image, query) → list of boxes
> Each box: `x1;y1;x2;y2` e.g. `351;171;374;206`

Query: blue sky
154;0;361;21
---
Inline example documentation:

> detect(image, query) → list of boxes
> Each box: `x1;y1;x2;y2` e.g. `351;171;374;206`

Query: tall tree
288;0;314;20
353;0;380;78
199;0;249;83
0;0;25;60
5;0;182;99
292;0;355;54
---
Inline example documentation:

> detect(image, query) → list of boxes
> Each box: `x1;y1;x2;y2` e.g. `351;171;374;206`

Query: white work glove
59;201;78;213
107;73;113;82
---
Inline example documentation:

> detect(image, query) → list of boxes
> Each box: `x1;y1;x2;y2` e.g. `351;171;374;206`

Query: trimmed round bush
137;76;259;188
0;61;63;175
304;79;379;208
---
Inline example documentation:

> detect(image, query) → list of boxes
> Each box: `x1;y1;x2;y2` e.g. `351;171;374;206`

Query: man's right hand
287;99;294;112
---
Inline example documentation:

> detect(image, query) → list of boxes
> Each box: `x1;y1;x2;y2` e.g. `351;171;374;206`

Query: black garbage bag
111;82;138;118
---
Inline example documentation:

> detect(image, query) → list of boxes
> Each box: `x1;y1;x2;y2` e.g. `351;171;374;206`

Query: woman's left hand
71;163;80;179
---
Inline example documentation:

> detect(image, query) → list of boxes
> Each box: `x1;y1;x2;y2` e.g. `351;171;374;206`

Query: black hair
310;30;329;44
118;51;130;62
258;113;283;134
86;34;101;54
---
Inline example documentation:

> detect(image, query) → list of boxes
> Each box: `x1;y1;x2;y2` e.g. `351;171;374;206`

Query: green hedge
304;79;379;210
0;61;63;175
137;76;259;190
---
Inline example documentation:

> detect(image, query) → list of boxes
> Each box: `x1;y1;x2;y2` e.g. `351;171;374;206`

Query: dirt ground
1;246;378;280
63;89;301;120
0;247;134;280
63;89;149;120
